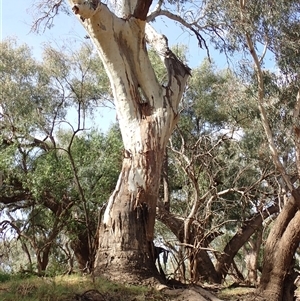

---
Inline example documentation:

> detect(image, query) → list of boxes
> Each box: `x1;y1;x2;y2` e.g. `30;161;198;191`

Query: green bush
0;272;10;283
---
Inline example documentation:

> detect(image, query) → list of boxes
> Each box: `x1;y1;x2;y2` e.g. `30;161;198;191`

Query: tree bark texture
259;191;300;301
68;0;190;280
244;228;262;284
71;232;91;272
215;204;279;283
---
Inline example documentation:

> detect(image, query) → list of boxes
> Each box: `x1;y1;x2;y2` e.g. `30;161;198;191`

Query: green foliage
0;272;10;283
70;126;123;204
0;38;122;275
42;41;111;117
0;38;69;138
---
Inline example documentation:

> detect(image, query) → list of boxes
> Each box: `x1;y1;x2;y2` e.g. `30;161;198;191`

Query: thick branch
215;203;279;278
0;180;73;216
145;24;191;111
133;0;153;20
156;204;185;241
0;193;31;205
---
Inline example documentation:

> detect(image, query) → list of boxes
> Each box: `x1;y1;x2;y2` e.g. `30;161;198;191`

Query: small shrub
0;272;10;283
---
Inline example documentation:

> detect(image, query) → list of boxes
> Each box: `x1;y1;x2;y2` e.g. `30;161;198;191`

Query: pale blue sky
0;1;218;132
1;1;87;58
1;1;210;66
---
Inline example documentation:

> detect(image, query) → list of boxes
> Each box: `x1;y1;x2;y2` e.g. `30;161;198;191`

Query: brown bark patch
133;0;153;20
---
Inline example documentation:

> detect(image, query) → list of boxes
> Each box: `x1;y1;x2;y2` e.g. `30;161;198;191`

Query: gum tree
50;0;192;281
197;1;300;299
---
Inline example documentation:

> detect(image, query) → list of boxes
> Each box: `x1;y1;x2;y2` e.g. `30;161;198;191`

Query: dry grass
217;286;257;301
0;274;164;301
3;274;298;301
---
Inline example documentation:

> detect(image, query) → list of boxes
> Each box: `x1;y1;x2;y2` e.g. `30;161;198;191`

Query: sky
1;1;87;57
0;1;220;132
0;1;211;64
1;1;115;131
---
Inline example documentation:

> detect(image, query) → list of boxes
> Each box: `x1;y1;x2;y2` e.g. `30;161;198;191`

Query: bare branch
147;9;210;60
31;0;65;33
178;242;223;254
145;24;191;110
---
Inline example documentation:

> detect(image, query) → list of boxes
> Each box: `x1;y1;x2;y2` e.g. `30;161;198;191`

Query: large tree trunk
95;146;165;280
68;1;190;281
259;190;300;301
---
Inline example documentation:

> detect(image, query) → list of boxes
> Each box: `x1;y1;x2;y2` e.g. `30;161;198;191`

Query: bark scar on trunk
139;102;152;119
72;6;79;14
135;186;145;209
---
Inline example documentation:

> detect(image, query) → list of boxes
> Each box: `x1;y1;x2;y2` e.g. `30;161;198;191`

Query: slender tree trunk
161;149;170;211
21;241;33;272
36;246;50;275
244;228;262;284
259;191;300;301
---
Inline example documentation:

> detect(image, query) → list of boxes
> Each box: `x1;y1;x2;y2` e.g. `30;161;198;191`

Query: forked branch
145;24;191;109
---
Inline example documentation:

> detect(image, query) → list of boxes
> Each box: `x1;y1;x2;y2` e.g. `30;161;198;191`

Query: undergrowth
0;273;165;301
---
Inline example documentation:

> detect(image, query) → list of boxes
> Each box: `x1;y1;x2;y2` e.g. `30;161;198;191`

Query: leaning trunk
71;232;92;272
68;1;190;280
193;249;221;283
215;204;278;283
259;190;300;301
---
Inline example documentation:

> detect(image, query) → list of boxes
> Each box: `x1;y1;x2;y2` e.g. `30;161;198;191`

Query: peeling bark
68;0;190;281
259;191;300;301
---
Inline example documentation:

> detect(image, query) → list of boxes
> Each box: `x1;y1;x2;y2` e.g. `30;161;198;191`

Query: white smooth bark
68;0;191;279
